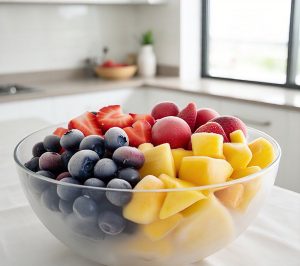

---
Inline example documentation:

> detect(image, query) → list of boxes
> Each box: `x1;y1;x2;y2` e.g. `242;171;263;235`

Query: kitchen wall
0;4;137;74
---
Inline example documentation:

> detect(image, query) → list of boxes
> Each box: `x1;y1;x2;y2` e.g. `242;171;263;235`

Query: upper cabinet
0;0;166;4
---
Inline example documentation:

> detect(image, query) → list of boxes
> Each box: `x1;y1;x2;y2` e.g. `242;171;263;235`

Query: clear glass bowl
14;125;281;266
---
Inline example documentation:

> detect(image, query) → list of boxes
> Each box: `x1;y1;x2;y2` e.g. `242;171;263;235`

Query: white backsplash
0;4;137;74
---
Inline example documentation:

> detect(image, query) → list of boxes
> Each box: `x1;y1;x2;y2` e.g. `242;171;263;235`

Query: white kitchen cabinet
0;0;166;4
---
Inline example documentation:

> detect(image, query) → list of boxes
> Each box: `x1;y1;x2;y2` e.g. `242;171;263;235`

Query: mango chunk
159;174;206;219
248;137;275;168
171;148;193;174
138;142;154;152
238;178;262;211
139;143;176;178
215;184;244;209
142;213;183;241
179;156;233;186
223;143;252;170
123;175;166;224
176;195;234;251
230;130;246;143
192;133;224;159
231;166;261;179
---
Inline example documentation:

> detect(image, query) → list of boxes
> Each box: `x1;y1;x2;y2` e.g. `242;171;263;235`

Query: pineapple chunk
230;130;246;143
123;175;166;224
142;213;183;241
192;133;224;159
215;184;244;209
171;148;193;174
138;142;154;152
248;137;275;168
139;143;176;178
223;143;252;170
179;156;233;186
238;178;262;211
159;174;206;219
231;166;261;179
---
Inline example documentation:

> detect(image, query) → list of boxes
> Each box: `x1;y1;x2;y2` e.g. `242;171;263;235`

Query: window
202;0;300;88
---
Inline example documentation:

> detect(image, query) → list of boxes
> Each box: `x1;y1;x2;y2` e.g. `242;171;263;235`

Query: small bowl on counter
95;63;137;81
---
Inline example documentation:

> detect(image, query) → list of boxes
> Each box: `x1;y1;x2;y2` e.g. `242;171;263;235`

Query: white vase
137;45;157;78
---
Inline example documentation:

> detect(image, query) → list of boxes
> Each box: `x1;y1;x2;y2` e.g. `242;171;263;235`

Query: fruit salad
22;101;277;265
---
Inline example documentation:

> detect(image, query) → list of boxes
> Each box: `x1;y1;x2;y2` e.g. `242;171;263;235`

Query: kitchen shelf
0;0;166;4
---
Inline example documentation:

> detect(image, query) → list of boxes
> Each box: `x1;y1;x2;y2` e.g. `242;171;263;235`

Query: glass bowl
14;125;281;266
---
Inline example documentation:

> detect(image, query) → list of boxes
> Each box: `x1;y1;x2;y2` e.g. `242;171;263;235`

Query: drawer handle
235;116;272;127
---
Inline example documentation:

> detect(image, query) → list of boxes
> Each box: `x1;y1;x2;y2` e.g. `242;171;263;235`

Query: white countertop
1;118;300;266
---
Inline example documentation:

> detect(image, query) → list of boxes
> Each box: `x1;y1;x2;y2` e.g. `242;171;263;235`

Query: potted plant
137;31;157;78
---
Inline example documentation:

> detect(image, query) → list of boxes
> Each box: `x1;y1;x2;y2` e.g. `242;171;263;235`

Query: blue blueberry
39;152;63;173
83;178;105;202
98;210;126;235
60;129;84;151
118;168;140;187
79;135;105;158
68;150;99;182
37;170;55;179
32;142;46;157
106;178;132;207
29;170;54;194
112;146;144;169
93;158;118;183
43;135;61;153
73;195;98;219
57;177;81;201
61;150;75;170
123;220;138;235
41;186;59;212
104;127;129;152
24;157;40;172
59;199;73;214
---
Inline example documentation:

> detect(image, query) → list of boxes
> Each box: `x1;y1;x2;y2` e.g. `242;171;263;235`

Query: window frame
201;0;300;89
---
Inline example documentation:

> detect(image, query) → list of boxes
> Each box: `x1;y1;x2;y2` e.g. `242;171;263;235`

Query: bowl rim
14;124;281;193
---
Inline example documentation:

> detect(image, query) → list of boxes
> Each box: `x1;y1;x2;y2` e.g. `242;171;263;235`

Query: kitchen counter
1;74;300;111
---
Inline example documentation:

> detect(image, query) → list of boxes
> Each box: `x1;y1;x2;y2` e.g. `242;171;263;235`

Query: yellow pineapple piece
223;143;252;170
215;184;244;209
238;177;262;211
248;137;275;168
159;174;206;219
231;166;261;179
230;130;246;143
171;148;193;174
142;213;183;241
139;143;176;178
192;133;224;159
123;175;166;224
179;156;233;186
138;142;154;152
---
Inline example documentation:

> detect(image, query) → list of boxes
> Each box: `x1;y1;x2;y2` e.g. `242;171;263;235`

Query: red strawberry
68;111;102;136
211;116;247;139
123;120;152;147
194;122;229;142
129;113;155;126
177;102;197;131
97;105;133;132
53;127;68;137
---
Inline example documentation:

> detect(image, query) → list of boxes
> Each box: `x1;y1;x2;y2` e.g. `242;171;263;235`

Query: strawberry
177;102;197;131
123;120;152;147
68;111;102;136
97;105;133;132
194;122;229;142
129;113;155;126
53;127;68;137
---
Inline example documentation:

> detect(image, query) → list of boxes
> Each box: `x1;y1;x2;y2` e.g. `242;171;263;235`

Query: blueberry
56;171;71;181
60;129;84;151
24;157;40;172
118;168;140;187
93;158;118;183
39;152;63;173
79;135;105;158
43;135;61;153
104;127;129;152
73;195;98;219
29;170;54;194
91;111;98;115
83;178;105;202
59;199;73;214
98;211;126;235
37;170;55;179
57;177;81;201
61;150;75;169
106;178;132;207
68;150;99;182
32;142;46;157
123;220;138;235
112;147;144;169
41;186;59;212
